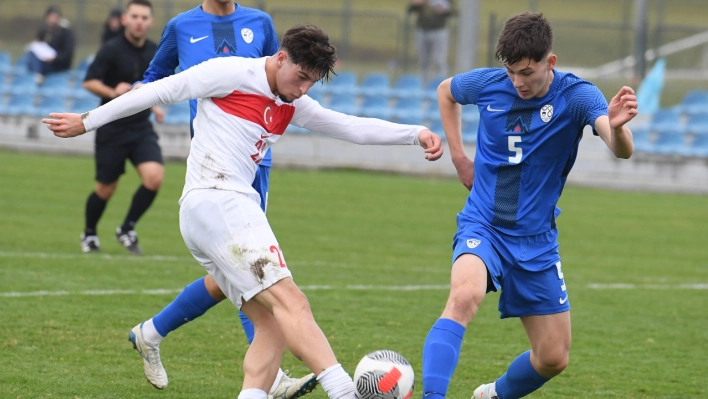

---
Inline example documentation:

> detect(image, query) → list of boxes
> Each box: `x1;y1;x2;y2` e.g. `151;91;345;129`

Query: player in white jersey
44;24;443;399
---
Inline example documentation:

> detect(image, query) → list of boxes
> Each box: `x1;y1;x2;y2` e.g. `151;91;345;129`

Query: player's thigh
521;311;571;368
130;129;164;188
94;136;131;185
250;165;270;212
179;189;292;309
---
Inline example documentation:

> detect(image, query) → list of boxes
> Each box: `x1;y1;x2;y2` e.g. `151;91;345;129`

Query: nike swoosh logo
190;35;208;43
559;296;568;305
487;105;505;112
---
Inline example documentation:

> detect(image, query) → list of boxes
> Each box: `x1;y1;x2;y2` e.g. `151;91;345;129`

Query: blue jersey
142;4;279;167
451;69;608;236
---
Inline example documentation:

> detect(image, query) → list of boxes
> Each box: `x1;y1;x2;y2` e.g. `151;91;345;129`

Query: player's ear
546;53;557;70
276;50;288;68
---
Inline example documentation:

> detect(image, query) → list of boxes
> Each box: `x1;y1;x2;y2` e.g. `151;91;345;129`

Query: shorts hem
500;306;570;319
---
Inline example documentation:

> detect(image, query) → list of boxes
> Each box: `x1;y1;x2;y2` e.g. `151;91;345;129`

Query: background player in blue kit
420;12;637;399
127;1;316;397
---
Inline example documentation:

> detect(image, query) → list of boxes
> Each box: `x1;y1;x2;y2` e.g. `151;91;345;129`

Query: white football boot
269;371;318;399
472;382;499;399
128;322;168;389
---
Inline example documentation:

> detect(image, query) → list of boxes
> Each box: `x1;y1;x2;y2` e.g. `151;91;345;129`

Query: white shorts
179;189;292;309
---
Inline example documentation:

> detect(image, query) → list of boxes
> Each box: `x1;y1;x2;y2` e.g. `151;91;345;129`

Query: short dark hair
496;12;553;66
280;24;337;82
126;0;152;11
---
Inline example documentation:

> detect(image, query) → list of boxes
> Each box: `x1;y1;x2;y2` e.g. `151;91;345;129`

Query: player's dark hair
126;0;152;10
280;24;337;82
496;12;553;66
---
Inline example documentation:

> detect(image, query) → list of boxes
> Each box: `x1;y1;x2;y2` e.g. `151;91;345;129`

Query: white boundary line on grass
2;283;708;298
0;250;192;262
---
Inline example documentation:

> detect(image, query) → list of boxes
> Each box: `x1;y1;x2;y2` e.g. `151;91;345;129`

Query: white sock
238;388;268;399
142;319;163;345
268;368;285;394
317;364;357;399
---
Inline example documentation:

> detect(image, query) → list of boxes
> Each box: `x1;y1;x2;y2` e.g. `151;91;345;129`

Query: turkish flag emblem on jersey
212;91;295;135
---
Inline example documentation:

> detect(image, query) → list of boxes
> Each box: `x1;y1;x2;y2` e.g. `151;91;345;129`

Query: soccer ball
353;350;415;399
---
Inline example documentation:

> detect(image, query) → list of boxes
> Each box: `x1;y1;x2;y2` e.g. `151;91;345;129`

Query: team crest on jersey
466;239;481;248
241;28;254;44
540;104;554;123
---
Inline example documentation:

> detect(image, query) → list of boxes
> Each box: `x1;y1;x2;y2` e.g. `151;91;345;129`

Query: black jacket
36;24;75;71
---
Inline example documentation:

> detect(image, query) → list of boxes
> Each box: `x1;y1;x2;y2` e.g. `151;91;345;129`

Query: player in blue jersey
127;1;316;397
420;12;637;399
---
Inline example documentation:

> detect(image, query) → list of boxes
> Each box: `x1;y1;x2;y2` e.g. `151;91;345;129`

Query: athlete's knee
95;181;117;200
142;171;163;191
204;275;226;301
443;289;484;326
535;348;569;376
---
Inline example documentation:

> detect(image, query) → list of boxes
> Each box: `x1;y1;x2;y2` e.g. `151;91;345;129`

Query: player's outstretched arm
438;78;474;190
595;86;637;159
43;112;87;137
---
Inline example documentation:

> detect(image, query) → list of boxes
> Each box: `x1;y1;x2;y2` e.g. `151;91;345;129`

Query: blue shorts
252;164;270;212
452;214;569;319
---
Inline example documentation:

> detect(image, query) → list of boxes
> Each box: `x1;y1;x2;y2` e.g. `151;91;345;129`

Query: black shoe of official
81;233;101;253
116;227;142;255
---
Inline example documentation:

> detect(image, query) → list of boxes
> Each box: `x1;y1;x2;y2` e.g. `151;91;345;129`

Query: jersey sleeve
83;43;113;83
141;18;179;84
259;14;280;56
449;68;503;105
83;57;247;132
291;96;422;145
564;82;608;131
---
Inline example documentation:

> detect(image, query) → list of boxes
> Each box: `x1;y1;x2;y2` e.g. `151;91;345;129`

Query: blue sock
422;318;466;399
239;311;255;344
495;351;550;399
152;277;219;337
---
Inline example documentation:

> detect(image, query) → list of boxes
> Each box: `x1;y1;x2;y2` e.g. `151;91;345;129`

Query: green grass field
1;150;707;398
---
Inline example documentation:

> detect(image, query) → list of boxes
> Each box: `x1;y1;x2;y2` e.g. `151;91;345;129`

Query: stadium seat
357;73;390;97
5;93;36;115
70;96;100;113
688;133;708;157
392;97;423;120
391;74;423;98
286;124;311;134
684;112;708;136
461;105;480;124
631;126;652;153
680;91;708;116
38;72;71;97
359;96;392;120
647;131;686;155
324;71;357;95
164;101;191;125
649;109;684;135
0;71;8;94
8;74;38;96
328;94;358;115
308;91;325;105
396;114;424;126
10;53;28;75
423;76;445;100
70;55;95;80
462;120;479;143
0;51;11;73
428;120;445;141
30;95;69;117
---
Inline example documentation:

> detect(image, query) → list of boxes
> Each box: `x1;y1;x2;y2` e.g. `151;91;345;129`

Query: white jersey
82;56;427;204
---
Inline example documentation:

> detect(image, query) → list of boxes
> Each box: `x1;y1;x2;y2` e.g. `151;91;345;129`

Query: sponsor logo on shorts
466;238;481;248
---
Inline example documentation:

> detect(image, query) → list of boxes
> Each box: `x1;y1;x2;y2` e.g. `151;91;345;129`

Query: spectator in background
408;0;452;83
27;5;75;83
102;8;125;44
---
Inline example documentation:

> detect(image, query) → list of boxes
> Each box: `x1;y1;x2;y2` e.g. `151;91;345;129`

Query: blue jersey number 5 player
128;1;316;398
421;12;637;399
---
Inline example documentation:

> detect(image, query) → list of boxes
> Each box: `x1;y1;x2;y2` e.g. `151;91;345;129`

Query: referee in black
80;0;163;255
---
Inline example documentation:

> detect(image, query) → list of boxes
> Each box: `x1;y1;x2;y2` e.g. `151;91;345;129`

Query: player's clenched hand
42;113;87;138
418;129;444;161
608;86;638;129
452;155;475;191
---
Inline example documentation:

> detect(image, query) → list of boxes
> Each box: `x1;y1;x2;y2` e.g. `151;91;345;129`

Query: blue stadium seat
357;73;390;97
685;113;708;136
0;51;11;73
308;91;325;105
70;96;100;113
8;73;38;96
680;91;708;116
461;105;480;124
30;95;69;117
0;71;8;94
423;76;445;100
10;53;29;75
359;96;392;119
393;97;423;120
462;120;479;143
428;120;445;141
396;114;424;126
5;93;36;115
647;131;686;155
324;71;357;95
631;126;652;153
688;133;708;157
649;109;683;135
70;55;95;80
328;94;358;115
391;74;423;98
287;124;311;134
164;101;191;125
39;72;71;96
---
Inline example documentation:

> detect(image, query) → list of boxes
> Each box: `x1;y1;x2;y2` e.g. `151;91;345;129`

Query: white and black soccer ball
353;350;415;399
